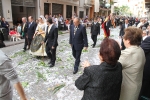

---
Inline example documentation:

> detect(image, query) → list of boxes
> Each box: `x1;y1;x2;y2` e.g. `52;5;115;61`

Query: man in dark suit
22;17;28;51
139;36;150;99
119;19;131;50
143;19;149;28
26;16;37;50
91;17;100;48
69;17;88;74
1;17;9;40
44;18;58;67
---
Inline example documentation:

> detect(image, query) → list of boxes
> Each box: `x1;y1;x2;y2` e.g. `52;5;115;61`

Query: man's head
28;16;33;22
73;17;80;27
45;14;49;19
142;30;147;37
22;17;27;23
125;19;128;24
94;17;97;22
47;18;53;25
2;17;5;21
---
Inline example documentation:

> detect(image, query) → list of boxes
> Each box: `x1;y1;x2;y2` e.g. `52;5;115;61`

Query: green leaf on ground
21;82;29;88
58;31;63;35
53;84;65;94
38;61;47;67
18;61;25;65
11;51;26;58
57;57;62;62
82;49;88;52
36;71;46;81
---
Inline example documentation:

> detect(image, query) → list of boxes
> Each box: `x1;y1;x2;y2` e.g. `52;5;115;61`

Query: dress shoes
23;49;26;52
49;64;54;68
73;69;78;74
48;60;52;64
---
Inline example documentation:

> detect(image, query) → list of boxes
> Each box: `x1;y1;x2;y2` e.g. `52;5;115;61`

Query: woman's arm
75;68;90;90
14;82;27;100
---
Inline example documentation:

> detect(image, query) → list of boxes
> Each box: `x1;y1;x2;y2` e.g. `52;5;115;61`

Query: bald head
73;17;80;27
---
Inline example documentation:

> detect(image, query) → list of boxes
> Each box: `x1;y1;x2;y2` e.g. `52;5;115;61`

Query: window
79;11;84;18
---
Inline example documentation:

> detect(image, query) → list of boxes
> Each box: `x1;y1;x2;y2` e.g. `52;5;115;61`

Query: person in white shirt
142;30;148;41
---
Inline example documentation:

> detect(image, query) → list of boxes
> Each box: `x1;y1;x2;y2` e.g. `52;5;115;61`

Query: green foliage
18;61;25;65
21;82;29;88
53;84;65;94
36;71;46;81
82;49;88;52
11;51;25;58
58;31;63;35
114;5;130;16
56;57;62;62
37;61;47;67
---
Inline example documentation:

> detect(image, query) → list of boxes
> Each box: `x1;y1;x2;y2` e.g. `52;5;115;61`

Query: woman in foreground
75;38;122;100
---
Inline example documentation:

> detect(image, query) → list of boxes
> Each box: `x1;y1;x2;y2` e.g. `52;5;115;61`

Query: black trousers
121;38;125;50
139;80;150;99
72;46;82;70
23;35;28;50
46;44;57;65
91;35;97;46
28;38;33;49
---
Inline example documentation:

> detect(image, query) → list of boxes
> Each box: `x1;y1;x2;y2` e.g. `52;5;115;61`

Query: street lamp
105;3;110;8
105;3;110;16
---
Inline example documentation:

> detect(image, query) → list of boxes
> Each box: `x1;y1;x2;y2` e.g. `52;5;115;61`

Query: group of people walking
0;12;150;100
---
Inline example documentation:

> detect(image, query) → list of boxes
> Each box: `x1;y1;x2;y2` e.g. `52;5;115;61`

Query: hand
82;60;90;68
41;41;44;44
52;46;55;49
21;97;27;100
37;32;41;35
84;47;88;51
70;44;72;47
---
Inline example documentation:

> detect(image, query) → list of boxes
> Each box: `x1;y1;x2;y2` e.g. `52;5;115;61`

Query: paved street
1;27;120;100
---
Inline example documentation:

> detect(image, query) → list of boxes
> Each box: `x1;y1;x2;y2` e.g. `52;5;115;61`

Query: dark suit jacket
21;22;28;35
44;25;58;47
91;22;100;35
1;21;9;30
75;62;122;100
27;21;37;39
69;24;88;50
141;36;150;81
105;20;111;33
143;22;149;28
119;23;131;37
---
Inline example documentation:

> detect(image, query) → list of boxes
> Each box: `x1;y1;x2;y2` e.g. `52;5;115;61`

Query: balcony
84;0;92;8
73;0;79;1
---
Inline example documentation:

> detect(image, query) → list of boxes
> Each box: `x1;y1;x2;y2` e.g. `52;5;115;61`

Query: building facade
0;0;79;27
79;0;94;19
40;0;79;19
0;0;38;26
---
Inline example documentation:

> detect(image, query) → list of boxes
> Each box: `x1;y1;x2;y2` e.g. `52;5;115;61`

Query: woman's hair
100;38;121;65
124;27;142;46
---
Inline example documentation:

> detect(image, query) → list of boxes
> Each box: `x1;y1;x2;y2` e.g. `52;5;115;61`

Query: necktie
23;23;25;31
74;27;77;35
29;22;31;28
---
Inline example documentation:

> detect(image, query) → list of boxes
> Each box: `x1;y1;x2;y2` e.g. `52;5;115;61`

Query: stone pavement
1;27;121;100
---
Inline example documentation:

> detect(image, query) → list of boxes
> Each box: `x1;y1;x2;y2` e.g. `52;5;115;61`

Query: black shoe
73;69;78;74
23;49;26;52
91;44;94;46
92;45;95;48
49;64;54;67
48;60;51;64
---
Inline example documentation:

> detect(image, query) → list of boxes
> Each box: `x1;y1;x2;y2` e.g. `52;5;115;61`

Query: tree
114;5;130;16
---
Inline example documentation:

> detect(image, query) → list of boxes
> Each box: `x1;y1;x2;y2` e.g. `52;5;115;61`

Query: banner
94;0;100;12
